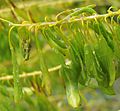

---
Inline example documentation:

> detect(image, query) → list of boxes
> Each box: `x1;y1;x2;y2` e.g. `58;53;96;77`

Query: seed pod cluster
40;6;120;107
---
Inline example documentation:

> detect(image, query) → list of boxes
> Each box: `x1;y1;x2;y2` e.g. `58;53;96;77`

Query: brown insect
22;39;31;61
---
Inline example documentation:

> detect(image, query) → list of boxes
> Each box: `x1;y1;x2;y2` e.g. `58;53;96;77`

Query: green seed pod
84;44;103;83
113;25;120;60
60;65;81;108
90;22;114;51
70;38;88;85
92;49;107;86
8;26;22;103
94;37;115;87
41;29;68;56
46;28;67;49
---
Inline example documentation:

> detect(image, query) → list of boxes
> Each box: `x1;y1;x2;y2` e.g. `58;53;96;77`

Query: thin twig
0;61;71;81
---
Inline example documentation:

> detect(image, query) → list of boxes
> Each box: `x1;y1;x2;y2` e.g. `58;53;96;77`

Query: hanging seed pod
45;27;67;49
12;50;22;102
70;41;87;85
41;28;68;56
99;22;114;51
92;49;107;86
94;36;115;87
113;25;120;60
58;36;83;107
72;26;89;85
112;25;120;78
8;26;22;103
84;44;104;84
60;65;81;108
90;21;114;51
69;43;81;80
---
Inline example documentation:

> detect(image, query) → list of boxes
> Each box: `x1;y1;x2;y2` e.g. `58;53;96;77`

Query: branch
0;61;71;81
0;0;83;14
0;9;120;27
0;9;120;81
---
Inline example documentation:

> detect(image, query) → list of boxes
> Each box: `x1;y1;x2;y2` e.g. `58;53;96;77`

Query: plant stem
0;9;120;27
0;61;71;81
